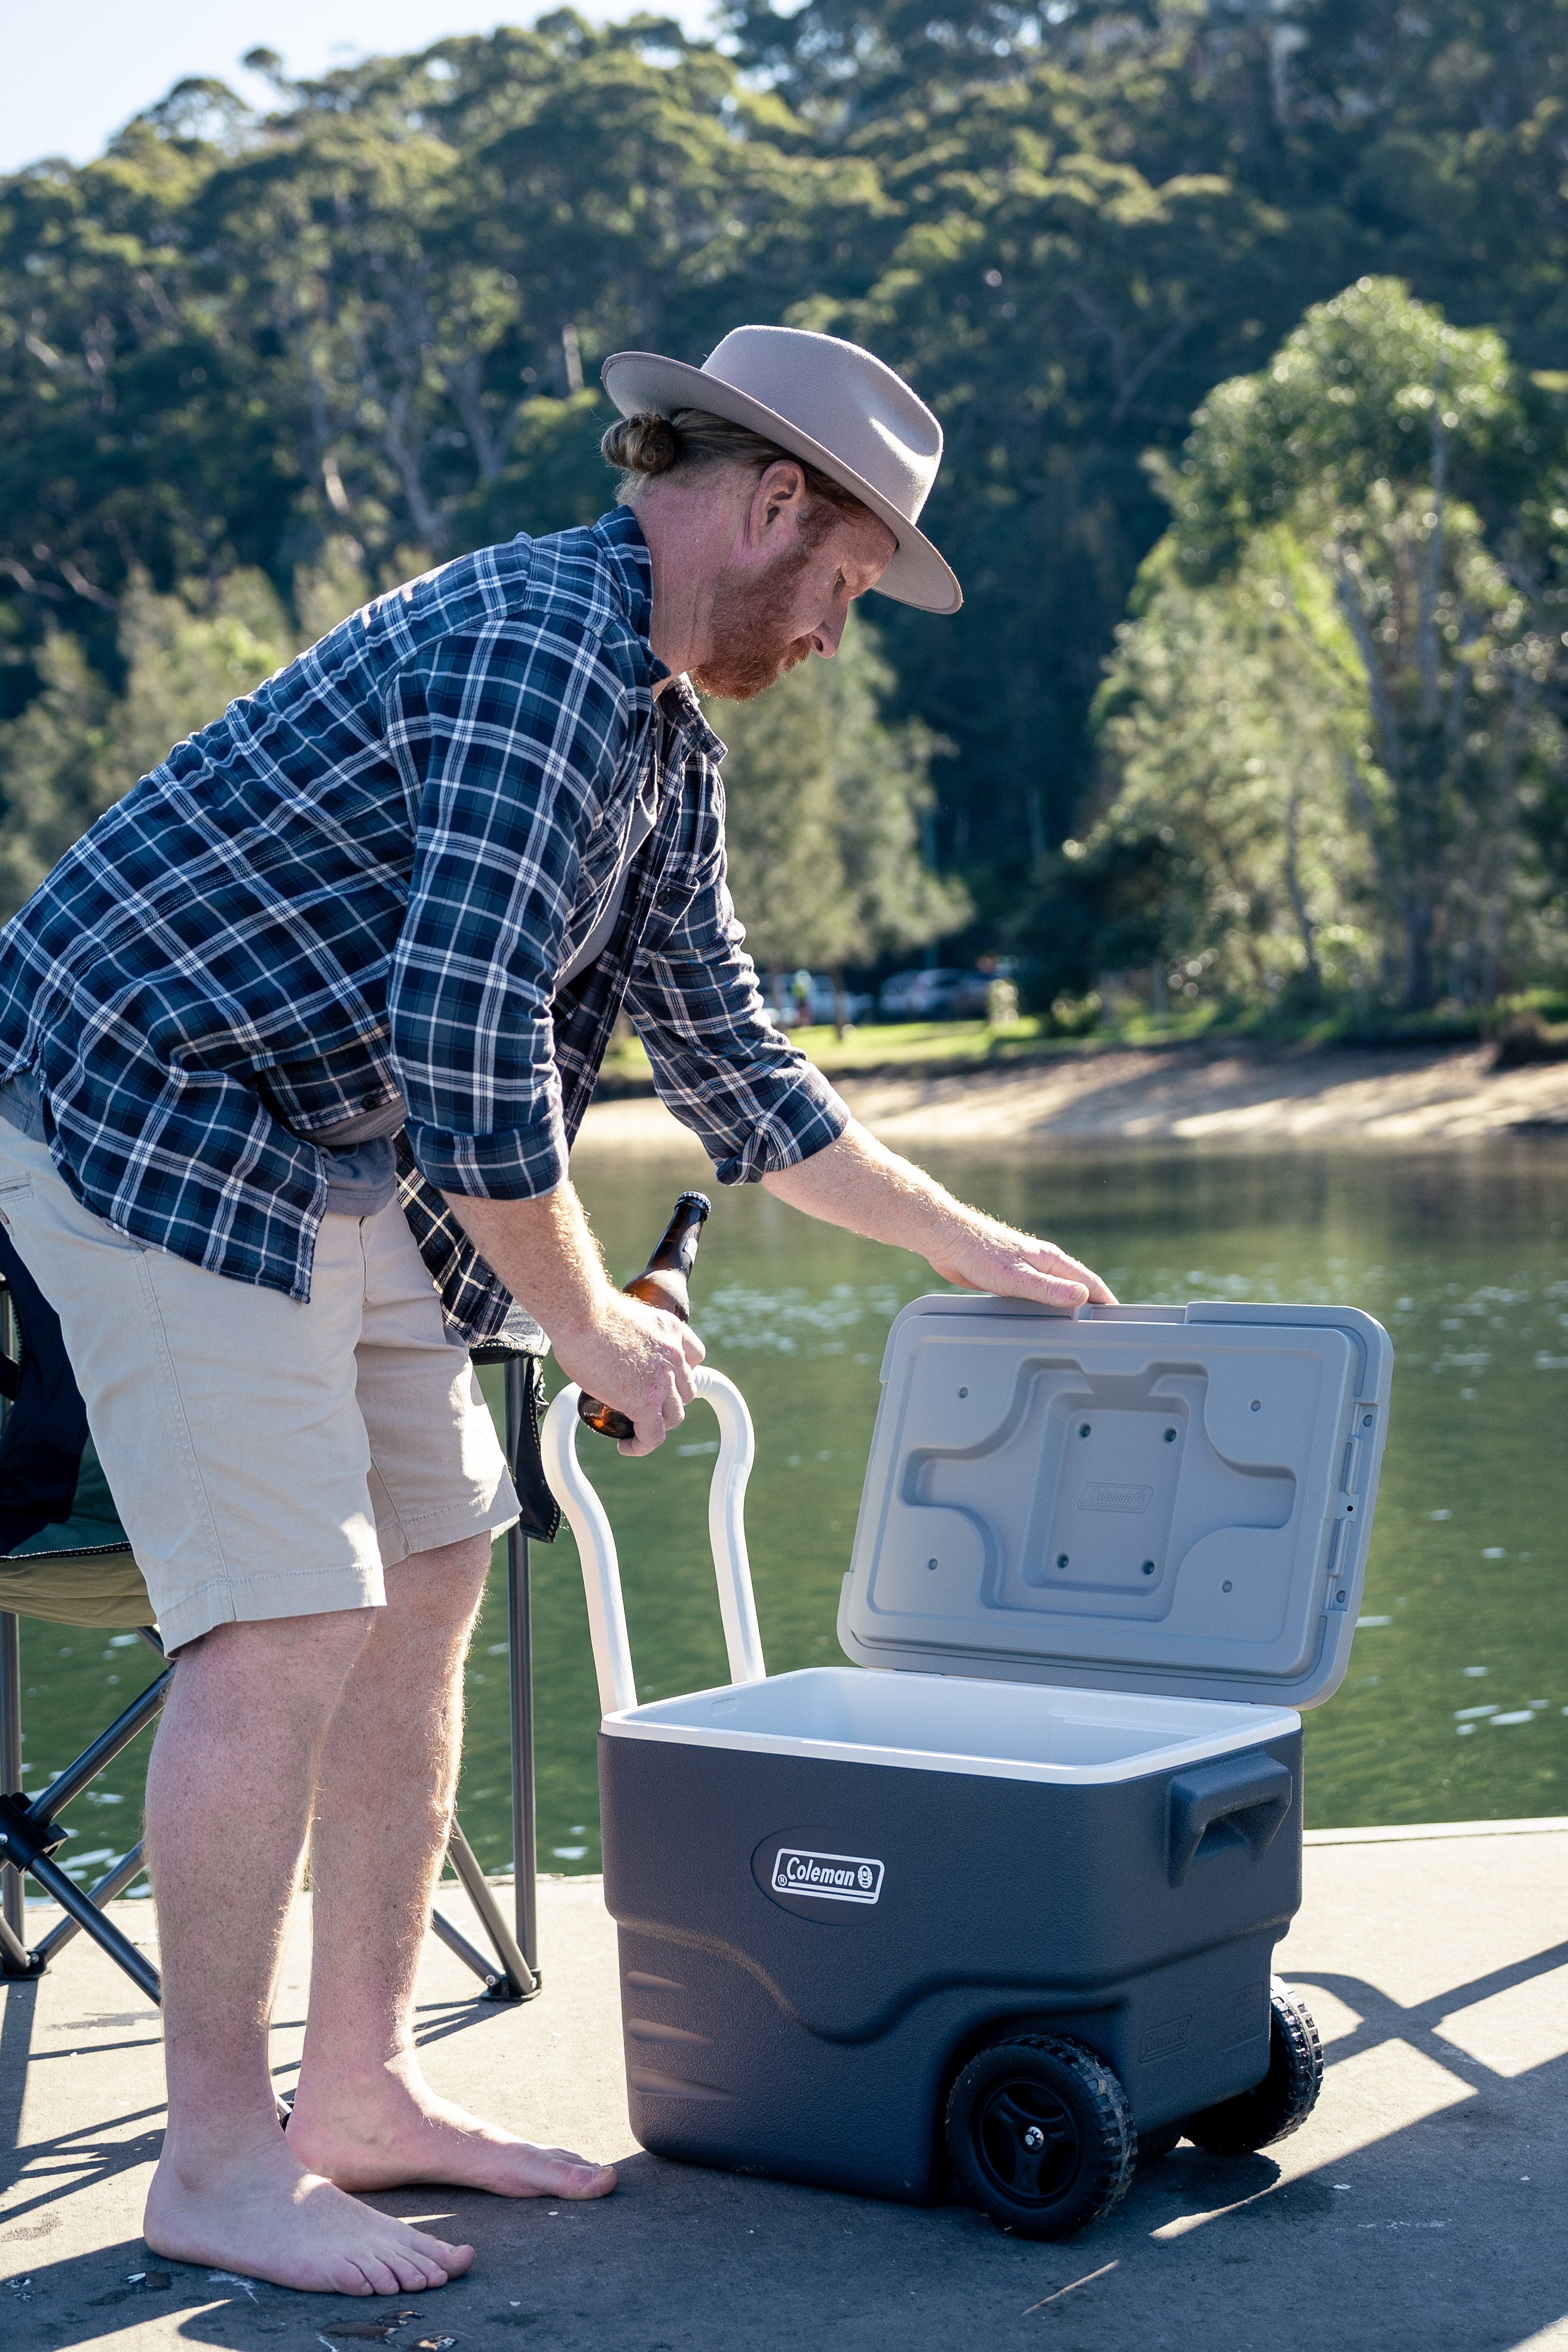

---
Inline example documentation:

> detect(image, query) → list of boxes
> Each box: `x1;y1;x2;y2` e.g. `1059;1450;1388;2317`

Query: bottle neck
644;1196;709;1281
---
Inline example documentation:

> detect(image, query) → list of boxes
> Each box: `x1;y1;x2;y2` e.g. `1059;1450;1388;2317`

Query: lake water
14;1134;1568;1895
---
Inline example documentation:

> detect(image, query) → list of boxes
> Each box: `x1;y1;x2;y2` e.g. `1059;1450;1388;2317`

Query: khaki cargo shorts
0;1123;520;1651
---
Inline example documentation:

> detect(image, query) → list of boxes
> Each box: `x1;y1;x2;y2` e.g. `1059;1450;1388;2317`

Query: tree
7;4;1568;962
1066;281;1568;1013
716;618;969;1014
0;543;368;917
1030;530;1373;1013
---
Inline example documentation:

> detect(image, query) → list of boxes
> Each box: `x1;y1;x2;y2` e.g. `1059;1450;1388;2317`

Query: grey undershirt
0;774;662;1218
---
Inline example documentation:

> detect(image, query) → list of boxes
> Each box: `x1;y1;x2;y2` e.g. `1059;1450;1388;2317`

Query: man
0;326;1111;2293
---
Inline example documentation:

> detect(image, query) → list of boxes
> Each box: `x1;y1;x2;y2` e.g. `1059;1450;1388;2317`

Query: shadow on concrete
2;1928;1565;2352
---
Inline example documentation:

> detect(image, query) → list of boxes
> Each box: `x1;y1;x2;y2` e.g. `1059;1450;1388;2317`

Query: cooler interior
607;1664;1298;1786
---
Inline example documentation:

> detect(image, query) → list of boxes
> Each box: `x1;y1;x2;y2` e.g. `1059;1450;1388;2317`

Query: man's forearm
760;1119;973;1257
442;1180;707;1456
761;1120;1114;1307
443;1179;609;1338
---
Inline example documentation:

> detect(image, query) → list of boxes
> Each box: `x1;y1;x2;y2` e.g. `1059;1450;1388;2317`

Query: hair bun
601;412;681;475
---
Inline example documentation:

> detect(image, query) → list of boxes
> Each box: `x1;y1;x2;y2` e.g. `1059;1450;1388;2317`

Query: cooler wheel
1183;1977;1323;2155
945;2034;1135;2241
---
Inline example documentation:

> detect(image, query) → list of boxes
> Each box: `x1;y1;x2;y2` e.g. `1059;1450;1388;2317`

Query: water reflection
14;1136;1568;1889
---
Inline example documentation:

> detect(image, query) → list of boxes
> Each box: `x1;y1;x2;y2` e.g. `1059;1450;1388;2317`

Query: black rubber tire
1184;1979;1323;2156
1137;2121;1183;2164
945;2035;1135;2240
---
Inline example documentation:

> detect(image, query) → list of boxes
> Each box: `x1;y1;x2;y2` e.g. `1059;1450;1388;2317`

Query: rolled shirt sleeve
385;615;634;1200
626;814;851;1186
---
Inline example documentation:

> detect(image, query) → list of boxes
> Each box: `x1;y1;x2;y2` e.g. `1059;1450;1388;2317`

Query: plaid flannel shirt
0;507;849;1346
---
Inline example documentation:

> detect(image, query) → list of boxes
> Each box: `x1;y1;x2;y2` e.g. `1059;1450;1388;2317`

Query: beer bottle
578;1191;712;1441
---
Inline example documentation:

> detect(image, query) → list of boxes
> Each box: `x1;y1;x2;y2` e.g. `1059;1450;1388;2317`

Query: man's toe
418;2235;473;2277
331;2260;378;2296
388;2253;441;2293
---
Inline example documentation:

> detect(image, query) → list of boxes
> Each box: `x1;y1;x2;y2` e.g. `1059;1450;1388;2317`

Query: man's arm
760;1120;1117;1307
444;1185;703;1458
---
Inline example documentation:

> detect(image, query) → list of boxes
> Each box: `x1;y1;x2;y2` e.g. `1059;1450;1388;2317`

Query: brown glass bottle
578;1191;712;1441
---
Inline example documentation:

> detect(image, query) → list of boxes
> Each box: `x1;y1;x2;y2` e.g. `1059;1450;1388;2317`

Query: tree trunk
1479;670;1529;1005
1282;785;1321;993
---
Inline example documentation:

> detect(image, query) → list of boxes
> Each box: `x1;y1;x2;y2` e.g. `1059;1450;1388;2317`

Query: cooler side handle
1166;1750;1294;1887
541;1370;764;1719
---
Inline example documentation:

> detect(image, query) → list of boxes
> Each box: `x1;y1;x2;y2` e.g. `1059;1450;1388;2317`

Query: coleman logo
1079;1481;1153;1514
1139;2014;1193;2063
771;1848;884;1904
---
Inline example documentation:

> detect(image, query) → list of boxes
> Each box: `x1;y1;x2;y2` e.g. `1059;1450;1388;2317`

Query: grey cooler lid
838;1296;1394;1711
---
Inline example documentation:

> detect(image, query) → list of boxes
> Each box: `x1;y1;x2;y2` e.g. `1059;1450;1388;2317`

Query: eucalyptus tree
1089;280;1568;1010
717;618;968;1013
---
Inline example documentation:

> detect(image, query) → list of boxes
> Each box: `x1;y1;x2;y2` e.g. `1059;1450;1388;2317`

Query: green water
14;1136;1568;1892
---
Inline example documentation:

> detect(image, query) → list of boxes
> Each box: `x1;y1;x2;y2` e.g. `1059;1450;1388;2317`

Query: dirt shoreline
579;1037;1568;1154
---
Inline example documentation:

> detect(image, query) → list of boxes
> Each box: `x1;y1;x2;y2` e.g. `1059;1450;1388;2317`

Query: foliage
0;541;367;916
5;4;1568;993
1017;283;1568;1014
715;617;969;979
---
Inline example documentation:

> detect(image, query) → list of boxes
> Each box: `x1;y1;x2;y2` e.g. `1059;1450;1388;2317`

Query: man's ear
747;460;810;549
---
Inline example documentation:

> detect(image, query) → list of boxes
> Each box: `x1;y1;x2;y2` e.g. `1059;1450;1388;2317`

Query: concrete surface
1;1821;1564;2352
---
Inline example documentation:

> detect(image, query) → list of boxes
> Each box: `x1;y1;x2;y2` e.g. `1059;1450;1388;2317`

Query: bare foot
287;2062;618;2201
145;2131;476;2295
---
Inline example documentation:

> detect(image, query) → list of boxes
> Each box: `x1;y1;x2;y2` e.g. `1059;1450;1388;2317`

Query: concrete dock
2;1820;1564;2351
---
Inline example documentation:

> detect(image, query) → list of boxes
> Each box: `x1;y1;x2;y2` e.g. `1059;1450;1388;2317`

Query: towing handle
541;1366;765;1717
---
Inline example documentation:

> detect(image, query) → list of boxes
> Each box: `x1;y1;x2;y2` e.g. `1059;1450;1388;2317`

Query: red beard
691;543;817;702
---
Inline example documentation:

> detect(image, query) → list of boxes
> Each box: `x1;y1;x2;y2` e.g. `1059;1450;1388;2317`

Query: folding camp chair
0;1227;552;2008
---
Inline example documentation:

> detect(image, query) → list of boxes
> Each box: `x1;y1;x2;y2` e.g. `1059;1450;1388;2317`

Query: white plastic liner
604;1664;1299;1788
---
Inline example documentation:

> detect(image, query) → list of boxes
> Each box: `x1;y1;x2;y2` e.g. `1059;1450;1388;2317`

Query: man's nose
809;612;848;659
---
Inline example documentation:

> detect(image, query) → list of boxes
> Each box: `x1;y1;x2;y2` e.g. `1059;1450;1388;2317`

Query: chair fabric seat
0;1542;154;1627
0;1397;153;1625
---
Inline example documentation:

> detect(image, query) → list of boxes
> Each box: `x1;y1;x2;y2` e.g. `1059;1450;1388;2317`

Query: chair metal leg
428;1901;511;1990
0;1619;169;1996
29;1840;152;1969
0;1613;22;1949
508;1526;540;1983
0;1904;33;1974
503;1357;540;1984
19;1847;160;2002
446;1821;535;1999
428;1359;545;2004
32;1664;172;1820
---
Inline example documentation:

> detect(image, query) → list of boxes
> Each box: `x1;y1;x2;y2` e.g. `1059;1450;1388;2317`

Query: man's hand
553;1285;705;1458
761;1119;1117;1309
443;1183;705;1456
923;1214;1113;1309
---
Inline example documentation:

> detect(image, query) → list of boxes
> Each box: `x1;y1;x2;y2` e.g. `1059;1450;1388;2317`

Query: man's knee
385;1532;495;1628
173;1606;378;1712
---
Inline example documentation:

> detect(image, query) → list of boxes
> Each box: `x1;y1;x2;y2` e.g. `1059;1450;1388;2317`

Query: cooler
541;1292;1393;2238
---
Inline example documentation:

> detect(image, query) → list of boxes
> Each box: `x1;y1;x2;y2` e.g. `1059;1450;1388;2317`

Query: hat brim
601;350;962;615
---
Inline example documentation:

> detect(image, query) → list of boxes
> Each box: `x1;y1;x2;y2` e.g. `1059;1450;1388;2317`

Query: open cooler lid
838;1295;1393;1711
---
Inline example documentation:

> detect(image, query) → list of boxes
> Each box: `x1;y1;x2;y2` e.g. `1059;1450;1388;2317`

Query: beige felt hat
600;325;961;614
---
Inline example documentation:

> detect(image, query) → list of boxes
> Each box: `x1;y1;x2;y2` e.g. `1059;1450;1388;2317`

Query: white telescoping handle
540;1365;765;1719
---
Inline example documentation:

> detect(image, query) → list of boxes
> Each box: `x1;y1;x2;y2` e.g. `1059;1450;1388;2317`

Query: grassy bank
593;1002;1521;1099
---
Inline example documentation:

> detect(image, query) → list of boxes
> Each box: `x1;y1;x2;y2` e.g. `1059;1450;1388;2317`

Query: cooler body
600;1667;1303;2202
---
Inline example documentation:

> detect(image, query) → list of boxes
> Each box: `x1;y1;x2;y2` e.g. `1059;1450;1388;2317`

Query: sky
0;0;722;174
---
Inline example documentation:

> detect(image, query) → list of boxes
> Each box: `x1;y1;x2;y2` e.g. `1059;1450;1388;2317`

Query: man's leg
142;1612;477;2293
285;1535;617;2200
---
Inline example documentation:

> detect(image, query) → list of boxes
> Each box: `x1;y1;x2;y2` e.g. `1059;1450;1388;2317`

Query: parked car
877;967;993;1020
765;973;874;1026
